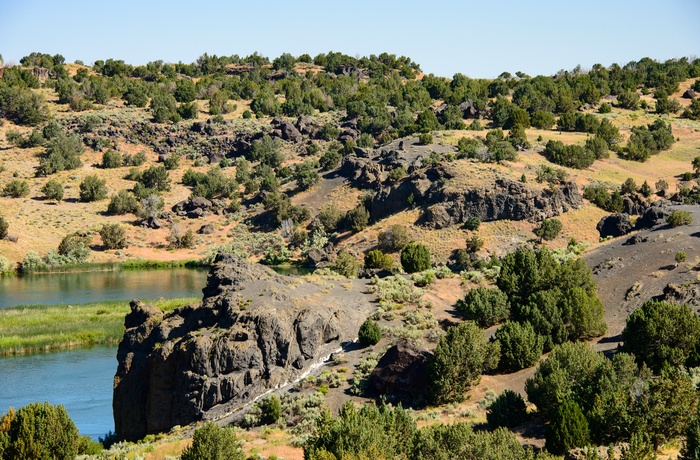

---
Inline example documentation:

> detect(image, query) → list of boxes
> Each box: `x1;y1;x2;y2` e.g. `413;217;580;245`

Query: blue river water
0;346;117;440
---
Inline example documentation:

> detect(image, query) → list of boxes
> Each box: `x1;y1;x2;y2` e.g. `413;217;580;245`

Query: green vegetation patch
0;297;198;356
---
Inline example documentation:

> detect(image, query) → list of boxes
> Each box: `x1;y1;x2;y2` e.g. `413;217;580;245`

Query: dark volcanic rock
664;283;700;307
622;193;648;216
596;213;632;238
369;340;431;405
635;201;672;229
113;255;371;441
198;224;215;235
370;165;583;228
271;117;302;143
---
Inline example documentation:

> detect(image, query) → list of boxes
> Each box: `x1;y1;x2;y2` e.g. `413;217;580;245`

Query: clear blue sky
1;0;698;78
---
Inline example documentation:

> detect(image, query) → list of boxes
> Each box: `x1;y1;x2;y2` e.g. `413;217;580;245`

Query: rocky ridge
113;254;373;441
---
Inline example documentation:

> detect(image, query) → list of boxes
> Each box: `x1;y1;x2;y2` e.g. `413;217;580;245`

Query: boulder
622;193;648;216
113;255;373;441
271;117;302;143
198;224;215;235
369;340;431;405
596;213;632;238
683;89;697;99
635;201;671;229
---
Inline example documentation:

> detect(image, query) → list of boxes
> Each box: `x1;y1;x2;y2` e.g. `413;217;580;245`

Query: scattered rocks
173;197;215;219
596;213;632;238
623;234;648;245
664;283;700;307
270;117;302;143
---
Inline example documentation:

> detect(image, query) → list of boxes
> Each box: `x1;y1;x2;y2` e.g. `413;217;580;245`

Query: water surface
0;346;117;440
0;268;209;308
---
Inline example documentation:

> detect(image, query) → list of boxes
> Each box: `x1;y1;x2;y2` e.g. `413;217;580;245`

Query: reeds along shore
0;297;198;356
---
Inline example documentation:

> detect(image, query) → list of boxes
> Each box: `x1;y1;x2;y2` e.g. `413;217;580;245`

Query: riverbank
0;297;199;356
0;258;203;277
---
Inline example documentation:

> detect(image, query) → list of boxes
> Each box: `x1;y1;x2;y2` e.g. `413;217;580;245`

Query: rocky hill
113;254;373;441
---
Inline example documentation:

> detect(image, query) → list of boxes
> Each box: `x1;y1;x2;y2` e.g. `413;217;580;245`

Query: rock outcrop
113;255;372;441
370;164;583;228
369;340;431;405
596;213;633;238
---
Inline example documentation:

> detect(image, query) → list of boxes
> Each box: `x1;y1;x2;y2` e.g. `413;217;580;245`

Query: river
0;268;209;308
0;346;117;440
0;265;313;440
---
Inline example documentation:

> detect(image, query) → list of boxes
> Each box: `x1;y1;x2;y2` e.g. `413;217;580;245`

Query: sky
0;0;698;79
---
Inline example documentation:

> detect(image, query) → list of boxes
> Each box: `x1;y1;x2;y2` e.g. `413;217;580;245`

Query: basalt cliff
113;254;372;441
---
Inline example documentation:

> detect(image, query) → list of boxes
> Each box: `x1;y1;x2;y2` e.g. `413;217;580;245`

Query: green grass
120;259;203;270
0;297;199;356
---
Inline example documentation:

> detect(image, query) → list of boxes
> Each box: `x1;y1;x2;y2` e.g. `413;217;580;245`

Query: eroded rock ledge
113;254;372;441
370;164;583;228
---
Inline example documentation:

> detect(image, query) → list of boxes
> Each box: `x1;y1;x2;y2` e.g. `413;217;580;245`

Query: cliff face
113;255;372;441
370;165;583;228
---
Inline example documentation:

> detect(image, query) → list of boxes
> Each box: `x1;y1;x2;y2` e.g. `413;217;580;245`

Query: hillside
2;53;700;459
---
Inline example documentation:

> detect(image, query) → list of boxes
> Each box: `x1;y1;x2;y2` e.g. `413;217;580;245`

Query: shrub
139;165;171;191
418;133;433;145
429;321;498;404
667;210;693;227
0;216;8;239
598;102;611;113
463;216;481;231
411;269;437;287
330;251;360;278
180;422;244;460
3;179;30;198
169;224;195;249
378;224;409;252
260;395;282;425
530;111;556;129
101;149;123;168
100;223;126;249
37;131;84;175
294;161;320;190
495;321;544;371
621;299;700;372
346;205;369;232
400;242;431;273
163;154;180;170
41;179;64;201
545;401;590;455
676;252;687;264
57;233;91;262
107;190;140;215
79;174;108;202
1;402;79;460
486;390;528;429
465;234;484;253
358;319;382;346
543;140;595;169
364;249;394;270
317;204;343;232
455;287;510;327
533;218;563;241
